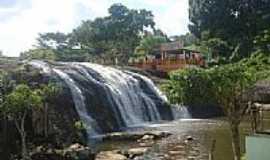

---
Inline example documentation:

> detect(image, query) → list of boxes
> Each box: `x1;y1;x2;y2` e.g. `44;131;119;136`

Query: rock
173;145;185;150
96;151;127;160
68;143;82;150
103;132;142;141
142;134;155;140
124;147;148;158
64;143;95;160
168;150;186;156
186;136;194;141
144;131;173;140
139;141;154;147
103;131;173;142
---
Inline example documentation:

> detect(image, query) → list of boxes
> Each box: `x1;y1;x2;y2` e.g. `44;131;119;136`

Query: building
131;41;205;73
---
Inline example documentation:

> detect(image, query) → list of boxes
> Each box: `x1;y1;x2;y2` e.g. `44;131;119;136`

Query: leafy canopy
34;3;156;63
135;35;167;56
0;84;42;117
189;0;270;59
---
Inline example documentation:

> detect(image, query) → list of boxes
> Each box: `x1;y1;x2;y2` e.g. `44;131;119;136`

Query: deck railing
131;58;204;72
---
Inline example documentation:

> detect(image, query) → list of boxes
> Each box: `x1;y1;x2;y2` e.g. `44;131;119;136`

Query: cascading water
29;60;174;141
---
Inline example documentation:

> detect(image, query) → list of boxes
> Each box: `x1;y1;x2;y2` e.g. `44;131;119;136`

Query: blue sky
0;0;189;57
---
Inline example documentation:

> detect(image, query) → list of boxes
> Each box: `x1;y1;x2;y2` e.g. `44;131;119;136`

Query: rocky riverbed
93;119;232;160
95;117;270;160
25;117;270;160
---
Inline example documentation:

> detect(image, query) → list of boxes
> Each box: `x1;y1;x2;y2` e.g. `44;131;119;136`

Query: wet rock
173;145;185;150
96;151;127;160
137;135;155;142
103;132;142;141
31;143;95;160
122;147;149;159
103;131;173;142
139;141;155;147
186;136;194;141
184;136;194;144
144;131;173;140
64;143;95;160
168;150;186;156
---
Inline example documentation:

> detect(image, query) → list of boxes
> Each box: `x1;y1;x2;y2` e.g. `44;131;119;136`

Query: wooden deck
131;58;204;73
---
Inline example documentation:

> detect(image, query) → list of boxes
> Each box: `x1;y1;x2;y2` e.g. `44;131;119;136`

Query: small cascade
29;60;173;141
53;69;100;137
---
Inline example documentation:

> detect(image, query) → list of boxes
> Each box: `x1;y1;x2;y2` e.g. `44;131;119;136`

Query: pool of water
96;117;270;160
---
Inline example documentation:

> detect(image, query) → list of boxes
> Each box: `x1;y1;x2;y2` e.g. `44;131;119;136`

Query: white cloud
0;0;189;57
155;0;189;36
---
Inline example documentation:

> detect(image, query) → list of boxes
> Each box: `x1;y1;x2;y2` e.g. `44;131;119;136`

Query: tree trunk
230;122;241;160
21;131;28;160
15;111;29;160
44;102;48;137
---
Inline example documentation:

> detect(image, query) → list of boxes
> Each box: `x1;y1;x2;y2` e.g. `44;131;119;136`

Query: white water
53;69;99;138
81;63;162;125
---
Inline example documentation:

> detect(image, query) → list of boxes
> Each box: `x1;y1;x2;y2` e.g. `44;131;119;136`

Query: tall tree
72;3;156;63
0;85;42;160
189;0;270;59
135;35;167;56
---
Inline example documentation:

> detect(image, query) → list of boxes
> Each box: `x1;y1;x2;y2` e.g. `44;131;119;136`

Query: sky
0;0;189;57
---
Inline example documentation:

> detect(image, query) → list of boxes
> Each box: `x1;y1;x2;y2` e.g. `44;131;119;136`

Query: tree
71;3;156;64
170;33;198;46
189;0;270;59
36;32;71;50
135;35;167;56
35;4;156;63
254;29;270;52
20;49;56;61
0;85;42;160
163;53;270;160
37;83;60;137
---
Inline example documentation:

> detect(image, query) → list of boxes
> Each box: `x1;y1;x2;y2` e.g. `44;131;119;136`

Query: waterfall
53;69;100;137
29;60;173;140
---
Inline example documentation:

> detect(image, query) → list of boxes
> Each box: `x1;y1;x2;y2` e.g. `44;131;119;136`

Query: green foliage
254;29;270;52
135;35;167;56
74;120;86;131
170;33;198;47
189;0;270;59
20;49;56;61
0;84;42;118
163;51;270;160
35;3;156;64
36;83;61;103
162;68;214;105
163;52;270;107
241;154;246;160
37;32;70;49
